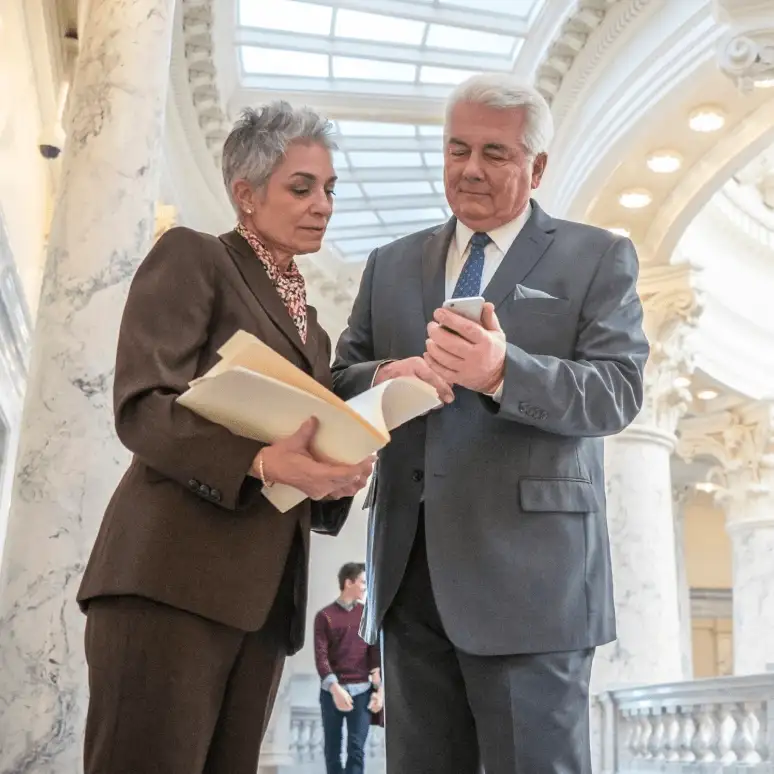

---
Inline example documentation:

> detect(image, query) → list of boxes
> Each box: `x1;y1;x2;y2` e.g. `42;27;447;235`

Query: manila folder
177;331;441;512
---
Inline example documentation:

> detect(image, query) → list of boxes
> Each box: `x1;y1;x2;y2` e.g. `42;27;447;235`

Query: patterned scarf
236;223;308;343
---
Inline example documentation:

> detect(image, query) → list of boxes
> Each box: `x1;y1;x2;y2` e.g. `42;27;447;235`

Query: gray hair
222;101;336;210
445;74;554;157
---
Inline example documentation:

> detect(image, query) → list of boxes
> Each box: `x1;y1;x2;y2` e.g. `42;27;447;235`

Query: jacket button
188;479;199;491
198;484;211;497
412;470;424;482
210;489;221;502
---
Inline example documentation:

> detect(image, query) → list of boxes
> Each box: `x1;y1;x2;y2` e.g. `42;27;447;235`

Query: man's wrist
482;361;506;395
371;360;395;387
322;674;339;691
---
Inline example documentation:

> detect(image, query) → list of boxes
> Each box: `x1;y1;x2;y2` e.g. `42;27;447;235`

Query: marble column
592;264;701;692
673;486;694;678
679;403;774;675
0;1;175;771
727;476;774;675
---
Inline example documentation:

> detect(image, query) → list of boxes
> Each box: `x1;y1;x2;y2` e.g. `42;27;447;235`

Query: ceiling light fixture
695;482;717;493
689;106;725;133
647;151;683;174
674;376;691;388
619;189;652;209
607;226;631;237
697;389;719;400
754;78;774;89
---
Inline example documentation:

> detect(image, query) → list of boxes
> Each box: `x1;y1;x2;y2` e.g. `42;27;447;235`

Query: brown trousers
83;545;297;774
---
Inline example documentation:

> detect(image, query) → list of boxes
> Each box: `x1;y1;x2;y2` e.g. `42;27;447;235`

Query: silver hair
222;101;336;210
445;73;554;157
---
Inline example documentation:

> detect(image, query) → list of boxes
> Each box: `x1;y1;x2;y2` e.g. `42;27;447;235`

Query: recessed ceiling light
619;189;652;209
697;389;719;400
754;78;774;89
674;376;691;388
647;151;682;174
689;106;725;133
607;226;630;237
695;482;717;493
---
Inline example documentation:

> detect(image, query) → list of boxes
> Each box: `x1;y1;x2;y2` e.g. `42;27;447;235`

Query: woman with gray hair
77;102;373;774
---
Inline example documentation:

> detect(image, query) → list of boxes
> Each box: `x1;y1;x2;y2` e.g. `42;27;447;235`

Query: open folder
177;330;441;512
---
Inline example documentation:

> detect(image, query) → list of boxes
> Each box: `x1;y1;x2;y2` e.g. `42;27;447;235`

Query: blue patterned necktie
452;231;491;298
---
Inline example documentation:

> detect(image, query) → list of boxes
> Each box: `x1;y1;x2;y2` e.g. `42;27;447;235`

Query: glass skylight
425;24;516;55
234;0;547;262
335;9;427;45
420;65;480;85
239;0;333;34
332;57;417;83
242;49;328;78
361;181;435;197
316;121;454;261
237;0;541;100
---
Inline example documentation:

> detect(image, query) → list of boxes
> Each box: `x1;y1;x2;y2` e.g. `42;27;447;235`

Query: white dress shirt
445;204;532;401
445;203;532;298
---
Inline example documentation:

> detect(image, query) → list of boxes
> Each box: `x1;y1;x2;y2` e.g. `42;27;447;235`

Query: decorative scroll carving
714;1;774;91
637;264;703;433
677;403;774;505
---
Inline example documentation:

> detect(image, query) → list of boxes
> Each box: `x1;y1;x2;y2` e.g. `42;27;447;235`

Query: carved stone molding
180;0;229;164
714;0;774;91
539;0;654;123
677;402;774;508
637;264;704;433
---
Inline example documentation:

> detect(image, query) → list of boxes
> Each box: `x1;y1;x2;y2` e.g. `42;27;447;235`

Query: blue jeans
320;688;372;774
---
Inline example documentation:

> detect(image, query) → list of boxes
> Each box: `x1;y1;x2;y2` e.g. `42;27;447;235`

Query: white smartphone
442;295;486;324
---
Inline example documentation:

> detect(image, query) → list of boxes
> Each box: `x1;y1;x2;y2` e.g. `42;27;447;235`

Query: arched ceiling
169;0;774;386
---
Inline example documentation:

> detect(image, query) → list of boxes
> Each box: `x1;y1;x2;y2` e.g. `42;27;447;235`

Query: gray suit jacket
331;202;649;656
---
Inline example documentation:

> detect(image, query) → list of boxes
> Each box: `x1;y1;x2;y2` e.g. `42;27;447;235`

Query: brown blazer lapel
219;230;315;371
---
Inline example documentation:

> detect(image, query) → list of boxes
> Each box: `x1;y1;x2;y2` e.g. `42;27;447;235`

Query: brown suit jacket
77;227;351;653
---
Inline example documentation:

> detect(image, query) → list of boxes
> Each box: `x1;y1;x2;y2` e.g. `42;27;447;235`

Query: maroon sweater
314;601;380;685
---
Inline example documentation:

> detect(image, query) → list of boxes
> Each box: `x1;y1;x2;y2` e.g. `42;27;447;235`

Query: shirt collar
335;598;358;612
455;202;532;256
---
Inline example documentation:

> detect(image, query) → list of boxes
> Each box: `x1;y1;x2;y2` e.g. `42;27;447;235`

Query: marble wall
0;210;31;562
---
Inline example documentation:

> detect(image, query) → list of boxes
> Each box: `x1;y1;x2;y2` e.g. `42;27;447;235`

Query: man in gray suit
331;73;649;774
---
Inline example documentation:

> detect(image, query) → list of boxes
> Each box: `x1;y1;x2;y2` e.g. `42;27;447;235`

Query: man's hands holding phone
372;298;506;401
425;301;507;394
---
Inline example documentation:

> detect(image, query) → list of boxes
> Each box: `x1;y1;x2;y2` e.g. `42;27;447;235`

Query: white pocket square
513;284;559;301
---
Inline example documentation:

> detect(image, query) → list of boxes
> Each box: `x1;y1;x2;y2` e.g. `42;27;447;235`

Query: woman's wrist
251;447;275;487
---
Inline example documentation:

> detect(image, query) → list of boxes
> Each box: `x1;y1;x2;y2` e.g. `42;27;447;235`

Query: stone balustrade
289;706;385;766
595;674;774;773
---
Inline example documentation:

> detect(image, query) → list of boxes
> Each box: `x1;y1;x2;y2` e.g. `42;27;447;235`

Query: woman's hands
252;417;374;501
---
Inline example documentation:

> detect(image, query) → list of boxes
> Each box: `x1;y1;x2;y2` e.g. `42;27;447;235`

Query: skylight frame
235;0;540;95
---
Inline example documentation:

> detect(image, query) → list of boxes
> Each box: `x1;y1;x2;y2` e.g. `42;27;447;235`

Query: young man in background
314;562;383;774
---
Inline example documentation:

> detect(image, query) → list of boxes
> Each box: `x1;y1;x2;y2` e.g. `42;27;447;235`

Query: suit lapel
421;219;456;324
219;230;314;371
483;201;557;310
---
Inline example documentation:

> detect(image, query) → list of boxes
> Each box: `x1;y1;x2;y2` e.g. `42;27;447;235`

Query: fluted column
0;1;175;771
593;265;702;691
680;403;774;675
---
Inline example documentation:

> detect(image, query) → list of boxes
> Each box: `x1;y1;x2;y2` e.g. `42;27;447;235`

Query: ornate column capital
714;0;774;91
637;264;703;434
677;402;774;520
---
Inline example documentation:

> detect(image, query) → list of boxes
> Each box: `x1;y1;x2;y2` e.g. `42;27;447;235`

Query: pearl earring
245;208;252;214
